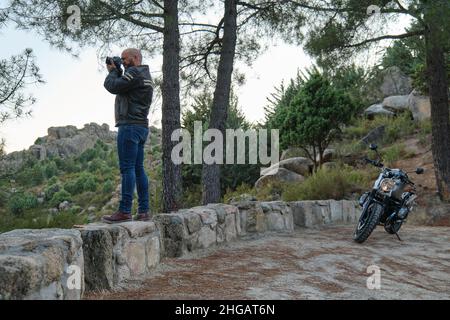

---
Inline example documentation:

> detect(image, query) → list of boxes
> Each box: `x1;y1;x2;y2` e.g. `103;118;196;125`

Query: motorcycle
353;144;424;243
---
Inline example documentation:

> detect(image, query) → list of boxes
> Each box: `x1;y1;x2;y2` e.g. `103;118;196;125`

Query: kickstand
394;232;403;241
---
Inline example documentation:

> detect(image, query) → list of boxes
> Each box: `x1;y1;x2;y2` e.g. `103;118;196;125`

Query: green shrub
0;187;9;207
50;211;87;228
95;140;109;152
255;181;285;201
44;183;61;201
17;164;46;186
102;180;114;193
223;183;256;203
282;166;372;201
63;180;78;195
68;205;82;215
381;144;403;166
49;189;72;207
43;161;58;179
343;113;417;145
64;172;98;195
88;158;104;173
97;162;113;176
0;210;87;233
78;148;99;163
334;139;366;158
181;184;202;208
47;176;59;185
83;175;98;192
7;192;38;215
57;158;81;173
106;151;119;168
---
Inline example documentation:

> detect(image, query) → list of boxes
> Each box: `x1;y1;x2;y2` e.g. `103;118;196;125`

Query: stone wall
0;229;84;300
78;221;160;291
0;200;359;299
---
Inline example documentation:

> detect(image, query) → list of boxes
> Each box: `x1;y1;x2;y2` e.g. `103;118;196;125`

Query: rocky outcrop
379;66;413;98
408;90;432;121
316;149;334;164
364;103;395;118
382;95;410;112
360;126;385;145
364;88;441;122
34;123;116;159
0;123;116;175
255;167;305;190
280;147;305;161
261;157;313;177
255;157;314;190
0;123;163;176
0;229;84;300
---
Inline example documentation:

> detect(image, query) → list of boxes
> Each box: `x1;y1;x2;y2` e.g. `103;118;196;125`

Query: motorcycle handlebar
364;158;384;168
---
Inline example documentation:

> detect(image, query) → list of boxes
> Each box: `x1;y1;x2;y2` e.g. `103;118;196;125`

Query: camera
105;56;123;76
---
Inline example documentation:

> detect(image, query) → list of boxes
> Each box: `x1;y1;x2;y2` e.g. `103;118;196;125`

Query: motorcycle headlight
380;178;395;193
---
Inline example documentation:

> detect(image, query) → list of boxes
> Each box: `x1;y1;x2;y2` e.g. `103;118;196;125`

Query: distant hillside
0;123;162;175
0;123;162;233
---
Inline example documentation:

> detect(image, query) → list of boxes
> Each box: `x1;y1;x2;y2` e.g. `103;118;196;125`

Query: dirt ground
85;225;450;300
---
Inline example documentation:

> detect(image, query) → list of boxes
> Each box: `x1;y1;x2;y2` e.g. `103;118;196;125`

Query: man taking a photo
102;48;153;223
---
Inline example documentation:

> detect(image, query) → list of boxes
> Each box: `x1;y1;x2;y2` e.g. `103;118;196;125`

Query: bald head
121;48;142;68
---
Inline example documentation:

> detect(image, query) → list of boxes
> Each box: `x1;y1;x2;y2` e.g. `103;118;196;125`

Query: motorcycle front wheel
353;202;383;243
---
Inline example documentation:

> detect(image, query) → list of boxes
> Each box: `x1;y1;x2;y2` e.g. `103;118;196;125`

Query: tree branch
0;53;29;105
99;1;164;33
344;30;425;48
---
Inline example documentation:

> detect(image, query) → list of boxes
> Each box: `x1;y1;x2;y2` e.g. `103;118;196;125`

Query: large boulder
0;150;28;175
364;104;395;118
316;149;334;164
261;157;313;177
360;126;385;145
408;90;431;121
379;66;413;98
280;147;305;161
47;125;78;140
255;167;305;190
382;95;410;112
0;229;84;300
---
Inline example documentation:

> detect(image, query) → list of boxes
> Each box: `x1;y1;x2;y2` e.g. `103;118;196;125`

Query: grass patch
281;165;375;201
0;209;87;234
343;113;418;144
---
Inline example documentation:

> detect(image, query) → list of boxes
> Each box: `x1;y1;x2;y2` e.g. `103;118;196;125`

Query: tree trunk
201;0;238;204
425;18;450;201
162;0;182;212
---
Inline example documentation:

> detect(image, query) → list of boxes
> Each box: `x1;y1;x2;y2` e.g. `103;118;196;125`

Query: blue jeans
117;125;149;214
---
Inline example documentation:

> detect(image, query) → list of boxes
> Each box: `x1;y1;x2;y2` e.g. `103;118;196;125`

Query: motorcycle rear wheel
353;202;383;243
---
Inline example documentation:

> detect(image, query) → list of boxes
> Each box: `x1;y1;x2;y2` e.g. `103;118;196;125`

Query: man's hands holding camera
106;62;116;72
106;56;123;75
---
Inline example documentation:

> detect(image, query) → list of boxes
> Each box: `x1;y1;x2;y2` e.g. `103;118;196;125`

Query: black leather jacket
104;65;153;127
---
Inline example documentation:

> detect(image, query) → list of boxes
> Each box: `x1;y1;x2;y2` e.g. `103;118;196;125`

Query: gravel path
85;225;450;300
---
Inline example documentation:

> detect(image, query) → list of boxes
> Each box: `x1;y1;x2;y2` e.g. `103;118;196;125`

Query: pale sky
0;25;312;154
0;6;411;154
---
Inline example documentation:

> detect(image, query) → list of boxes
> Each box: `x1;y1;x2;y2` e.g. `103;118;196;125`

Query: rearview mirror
416;168;424;175
369;144;378;151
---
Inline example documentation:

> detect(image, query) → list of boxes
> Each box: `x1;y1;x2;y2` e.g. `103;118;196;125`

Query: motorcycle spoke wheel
353;202;383;244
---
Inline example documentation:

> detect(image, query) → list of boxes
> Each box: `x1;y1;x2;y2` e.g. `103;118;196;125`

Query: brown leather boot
102;212;132;224
134;212;150;221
